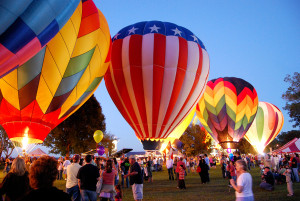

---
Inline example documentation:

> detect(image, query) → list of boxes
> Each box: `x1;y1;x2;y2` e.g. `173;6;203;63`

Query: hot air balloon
0;0;81;77
105;21;209;150
196;77;258;149
0;0;111;151
244;102;284;154
160;107;195;151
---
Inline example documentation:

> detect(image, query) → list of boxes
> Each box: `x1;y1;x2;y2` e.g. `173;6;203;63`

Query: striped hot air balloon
0;0;80;77
196;77;258;149
105;21;209;150
0;0;111;148
244;102;284;154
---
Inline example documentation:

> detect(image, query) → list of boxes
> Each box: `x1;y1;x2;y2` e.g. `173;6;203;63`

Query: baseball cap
73;154;80;162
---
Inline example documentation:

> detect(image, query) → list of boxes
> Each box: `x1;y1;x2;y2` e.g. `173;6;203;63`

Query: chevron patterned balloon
244;102;284;154
196;77;258;149
0;0;111;145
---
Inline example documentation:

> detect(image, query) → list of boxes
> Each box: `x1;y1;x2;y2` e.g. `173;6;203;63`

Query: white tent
28;148;48;157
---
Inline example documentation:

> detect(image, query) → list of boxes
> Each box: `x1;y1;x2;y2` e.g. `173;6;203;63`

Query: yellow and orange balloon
0;0;111;148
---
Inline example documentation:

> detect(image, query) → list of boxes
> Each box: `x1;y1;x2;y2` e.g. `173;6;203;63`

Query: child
115;184;123;201
283;166;293;196
178;165;186;189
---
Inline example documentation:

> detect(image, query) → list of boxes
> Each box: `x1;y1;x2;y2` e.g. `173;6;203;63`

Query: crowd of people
0;152;299;201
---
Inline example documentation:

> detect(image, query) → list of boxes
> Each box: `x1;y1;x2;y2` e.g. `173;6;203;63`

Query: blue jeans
292;168;299;182
121;171;129;188
67;185;81;201
80;190;97;201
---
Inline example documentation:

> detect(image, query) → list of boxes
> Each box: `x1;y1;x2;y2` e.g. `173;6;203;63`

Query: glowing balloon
0;0;111;146
160;108;195;151
196;77;258;149
105;21;209;150
0;0;81;77
94;130;103;143
244;102;284;154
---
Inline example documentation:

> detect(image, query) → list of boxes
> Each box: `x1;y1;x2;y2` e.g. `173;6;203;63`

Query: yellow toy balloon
94;130;103;143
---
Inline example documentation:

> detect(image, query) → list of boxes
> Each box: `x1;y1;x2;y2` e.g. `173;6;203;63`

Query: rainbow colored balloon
244;102;284;154
0;0;111;146
0;0;80;77
196;77;258;149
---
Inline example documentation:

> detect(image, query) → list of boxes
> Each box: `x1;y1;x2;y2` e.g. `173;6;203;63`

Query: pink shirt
102;170;117;185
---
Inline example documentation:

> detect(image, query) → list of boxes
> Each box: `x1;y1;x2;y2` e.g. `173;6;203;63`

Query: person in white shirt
63;156;71;180
166;156;174;180
230;159;254;201
66;155;81;201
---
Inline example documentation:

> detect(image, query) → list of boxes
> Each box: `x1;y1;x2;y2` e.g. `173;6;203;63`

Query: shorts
132;184;143;200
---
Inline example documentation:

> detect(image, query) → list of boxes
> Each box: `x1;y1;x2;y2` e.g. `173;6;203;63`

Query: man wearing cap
125;155;143;201
66;155;81;201
260;166;275;191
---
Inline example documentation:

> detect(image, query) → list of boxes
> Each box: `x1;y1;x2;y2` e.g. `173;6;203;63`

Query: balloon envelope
196;77;258;149
0;0;111;145
94;130;103;143
0;0;80;77
160;107;195;151
244;102;284;154
105;21;209;150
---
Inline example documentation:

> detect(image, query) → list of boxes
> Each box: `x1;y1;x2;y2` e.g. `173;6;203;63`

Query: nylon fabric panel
20;1;56;35
0;78;19;109
156;36;179;138
163;44;207;138
129;35;149;138
17;47;45;90
152;34;166;138
161;37;188;138
142;34;154;138
111;39;143;139
0;0;32;35
122;36;146;138
105;65;142;139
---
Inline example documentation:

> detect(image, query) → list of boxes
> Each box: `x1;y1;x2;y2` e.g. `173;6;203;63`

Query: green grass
1;166;299;200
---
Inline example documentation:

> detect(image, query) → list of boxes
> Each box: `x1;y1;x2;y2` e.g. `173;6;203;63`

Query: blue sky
92;0;300;152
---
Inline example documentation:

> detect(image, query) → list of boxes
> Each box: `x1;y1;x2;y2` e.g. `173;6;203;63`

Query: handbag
96;176;103;194
196;166;201;173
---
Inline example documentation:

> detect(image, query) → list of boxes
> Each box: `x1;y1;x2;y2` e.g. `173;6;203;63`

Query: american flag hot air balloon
105;21;209;150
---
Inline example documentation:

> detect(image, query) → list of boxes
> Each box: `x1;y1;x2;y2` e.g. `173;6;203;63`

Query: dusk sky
12;0;298;156
93;0;299;152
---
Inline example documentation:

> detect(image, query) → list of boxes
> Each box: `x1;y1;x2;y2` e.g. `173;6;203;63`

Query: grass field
1;166;299;200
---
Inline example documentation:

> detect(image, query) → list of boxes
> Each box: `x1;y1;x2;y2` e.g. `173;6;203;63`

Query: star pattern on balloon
113;33;121;40
128;27;139;35
149;25;160;33
191;35;198;42
172;27;182;36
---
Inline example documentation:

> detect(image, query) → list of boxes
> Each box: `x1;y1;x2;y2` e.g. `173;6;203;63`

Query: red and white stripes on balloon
105;33;209;140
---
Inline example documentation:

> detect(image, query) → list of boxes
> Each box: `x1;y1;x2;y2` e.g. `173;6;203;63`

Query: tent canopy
272;138;300;153
28;148;47;157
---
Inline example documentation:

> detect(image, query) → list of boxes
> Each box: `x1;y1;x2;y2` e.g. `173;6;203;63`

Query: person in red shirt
178;165;186;190
175;157;186;188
